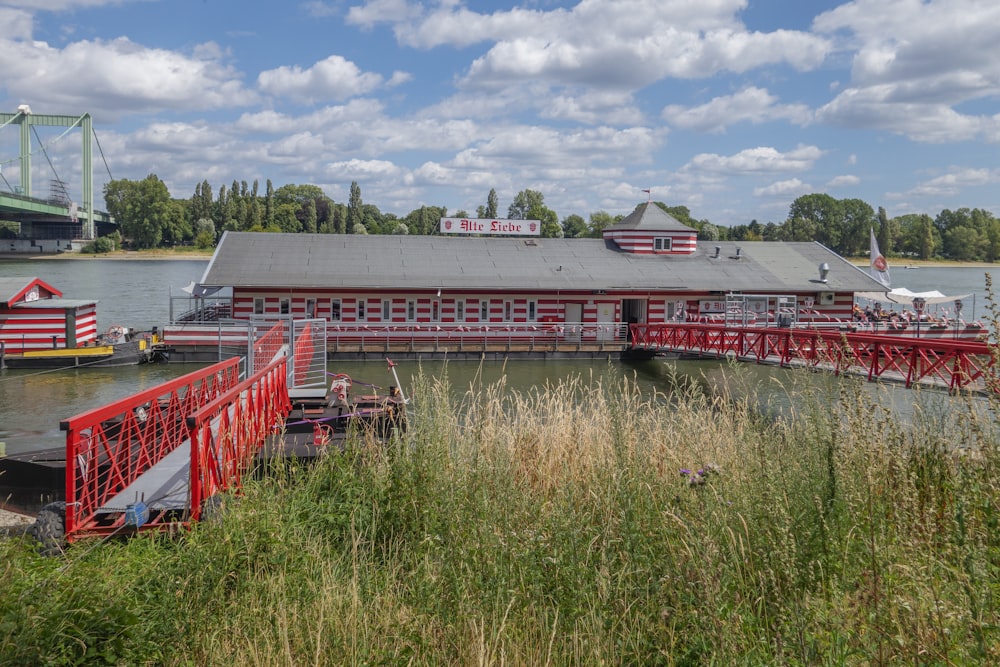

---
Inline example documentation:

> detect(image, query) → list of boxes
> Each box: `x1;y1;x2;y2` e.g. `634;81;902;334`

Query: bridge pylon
0;109;96;239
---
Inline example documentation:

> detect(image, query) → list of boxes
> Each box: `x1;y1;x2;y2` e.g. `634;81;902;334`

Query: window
431;300;439;321
654;237;672;251
382;299;391;321
480;300;489;321
456;300;465;320
527;300;537;322
279;298;290;315
253;298;264;315
504;300;512;321
357;299;366;321
407;300;416;321
330;299;341;322
306;299;316;319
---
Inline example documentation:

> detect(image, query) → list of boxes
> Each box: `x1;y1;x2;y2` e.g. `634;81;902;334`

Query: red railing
293;321;314;386
186;358;291;522
630;322;997;393
60;357;243;541
251;320;286;373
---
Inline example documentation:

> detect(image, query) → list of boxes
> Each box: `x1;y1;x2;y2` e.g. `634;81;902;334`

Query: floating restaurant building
166;202;887;359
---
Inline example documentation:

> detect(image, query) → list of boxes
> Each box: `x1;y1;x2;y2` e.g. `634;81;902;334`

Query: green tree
264;179;275;229
780;216;818;242
189;180;214;234
508;189;560;237
698;222;721;242
588;211;616;238
403;206;446;235
347;181;363;234
561;214;587;238
103;174;174;249
476;188;499;218
273;202;302;233
944;225;986;261
160;199;192;245
839;198;876;256
788;193;842;251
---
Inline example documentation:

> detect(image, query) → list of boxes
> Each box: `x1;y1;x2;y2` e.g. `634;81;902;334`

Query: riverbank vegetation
87;173;1000;265
1;364;998;665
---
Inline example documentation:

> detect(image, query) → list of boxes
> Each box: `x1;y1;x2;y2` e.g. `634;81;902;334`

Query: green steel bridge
0;109;115;242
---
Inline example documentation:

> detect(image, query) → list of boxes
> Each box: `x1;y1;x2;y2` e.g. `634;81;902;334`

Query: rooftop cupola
602;202;698;255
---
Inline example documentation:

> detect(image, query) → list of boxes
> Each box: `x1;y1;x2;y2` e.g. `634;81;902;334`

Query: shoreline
0;250;213;261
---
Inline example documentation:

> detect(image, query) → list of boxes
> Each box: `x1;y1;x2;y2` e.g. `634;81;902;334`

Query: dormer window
654;237;672;252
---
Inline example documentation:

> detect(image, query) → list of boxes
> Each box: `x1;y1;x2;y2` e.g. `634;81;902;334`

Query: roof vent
711;246;720;258
524;239;537;246
730;247;742;260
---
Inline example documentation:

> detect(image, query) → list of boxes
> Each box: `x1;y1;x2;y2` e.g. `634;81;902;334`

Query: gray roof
201;231;886;293
0;277;57;307
0;277;95;308
605;202;694;233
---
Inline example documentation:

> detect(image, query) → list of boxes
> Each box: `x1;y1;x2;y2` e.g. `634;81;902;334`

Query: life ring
106;324;127;343
312;422;334;447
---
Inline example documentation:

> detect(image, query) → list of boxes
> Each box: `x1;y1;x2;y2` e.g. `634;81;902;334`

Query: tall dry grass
1;362;998;665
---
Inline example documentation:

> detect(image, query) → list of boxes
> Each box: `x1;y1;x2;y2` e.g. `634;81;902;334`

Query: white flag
869;228;890;287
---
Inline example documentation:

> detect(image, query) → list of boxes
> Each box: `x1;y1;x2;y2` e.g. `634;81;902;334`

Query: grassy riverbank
1;367;999;664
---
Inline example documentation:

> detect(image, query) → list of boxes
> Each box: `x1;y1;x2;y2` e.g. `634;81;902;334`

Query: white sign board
440;218;540;236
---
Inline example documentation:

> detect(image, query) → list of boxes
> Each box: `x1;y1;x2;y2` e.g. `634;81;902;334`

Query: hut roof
604;202;694;233
0;277;62;308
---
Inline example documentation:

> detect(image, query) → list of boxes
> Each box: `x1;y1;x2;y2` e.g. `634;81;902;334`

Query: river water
0;257;996;457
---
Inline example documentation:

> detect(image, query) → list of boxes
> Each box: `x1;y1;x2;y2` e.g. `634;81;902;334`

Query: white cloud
901;166;1000;197
0;36;255;120
0;8;33;40
662;86;812;133
323;158;402;181
817;85;997;143
753;178;813;197
257;55;388;103
685;145;825;174
347;0;830;92
826;174;860;188
813;0;1000;143
2;0;132;10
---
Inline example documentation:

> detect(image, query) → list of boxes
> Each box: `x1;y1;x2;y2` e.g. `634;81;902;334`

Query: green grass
1;367;999;665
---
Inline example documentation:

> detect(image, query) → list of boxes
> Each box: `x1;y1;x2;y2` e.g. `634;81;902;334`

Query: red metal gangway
630;322;998;394
186;357;291;522
60;353;292;542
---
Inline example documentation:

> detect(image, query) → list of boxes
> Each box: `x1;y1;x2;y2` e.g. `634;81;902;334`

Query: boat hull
0;339;165;369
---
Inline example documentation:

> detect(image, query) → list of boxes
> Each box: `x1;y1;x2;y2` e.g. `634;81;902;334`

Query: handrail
630;322;996;393
186;357;291;521
60;357;242;540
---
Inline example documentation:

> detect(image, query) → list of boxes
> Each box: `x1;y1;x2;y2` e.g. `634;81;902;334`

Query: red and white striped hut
0;277;98;353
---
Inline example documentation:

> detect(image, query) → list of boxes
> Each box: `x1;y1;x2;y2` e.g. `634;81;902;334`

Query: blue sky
1;0;998;228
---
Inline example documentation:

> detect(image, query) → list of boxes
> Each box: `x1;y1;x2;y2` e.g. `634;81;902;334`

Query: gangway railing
60;357;242;541
249;320;286;374
291;319;327;391
630;322;997;394
186;357;291;522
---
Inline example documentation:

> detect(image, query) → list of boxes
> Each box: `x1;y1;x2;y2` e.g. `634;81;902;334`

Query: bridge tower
0;109;96;239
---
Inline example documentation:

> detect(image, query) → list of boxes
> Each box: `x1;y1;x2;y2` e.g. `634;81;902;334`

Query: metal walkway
58;320;320;543
629;322;997;394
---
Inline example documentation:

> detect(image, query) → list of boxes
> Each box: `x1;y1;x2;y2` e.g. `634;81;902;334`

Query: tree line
100;175;1000;262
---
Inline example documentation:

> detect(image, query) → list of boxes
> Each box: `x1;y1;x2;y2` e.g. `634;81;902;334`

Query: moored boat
0;276;168;369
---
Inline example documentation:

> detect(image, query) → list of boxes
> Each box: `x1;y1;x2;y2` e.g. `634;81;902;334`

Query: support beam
0;111;96;239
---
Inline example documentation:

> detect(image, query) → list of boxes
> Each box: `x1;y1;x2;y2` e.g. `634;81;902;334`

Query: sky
1;0;999;228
